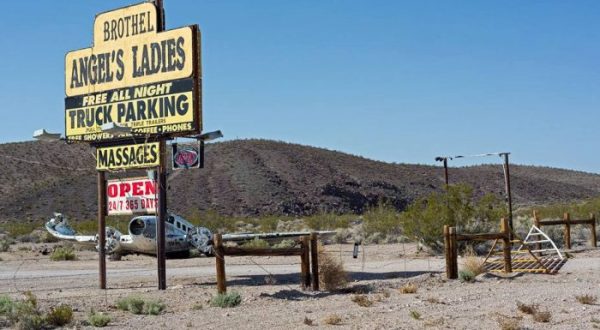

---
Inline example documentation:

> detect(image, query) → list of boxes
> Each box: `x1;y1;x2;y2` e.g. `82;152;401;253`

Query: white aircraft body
45;213;333;258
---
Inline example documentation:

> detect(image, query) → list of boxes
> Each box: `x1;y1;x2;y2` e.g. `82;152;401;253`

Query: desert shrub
399;282;417;294
304;212;352;231
258;216;281;232
303;316;314;326
318;246;348;290
39;231;59;243
533;310;552;323
272;239;297;249
333;228;351;244
575;294;597;305
0;292;43;329
458;270;475;282
1;223;38;239
187;209;238;233
45;304;73;326
351;295;373;307
516;301;538;314
211;292;241;308
116;296;145;314
242;238;270;249
144;300;166;315
363;203;402;239
17;313;44;330
461;247;485;276
402;184;505;252
0;295;13;315
87;311;111;327
496;315;522;330
409;310;421;320
0;239;10;252
50;246;77;261
322;314;342;325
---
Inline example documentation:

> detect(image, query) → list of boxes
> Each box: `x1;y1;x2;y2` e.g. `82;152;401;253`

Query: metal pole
443;158;449;187
97;171;107;289
502;153;514;236
155;0;167;290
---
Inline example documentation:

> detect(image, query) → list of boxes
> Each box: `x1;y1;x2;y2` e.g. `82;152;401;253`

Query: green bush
363;203;402;239
304;212;352;231
402;184;505;251
50;246;77;261
0;223;38;239
242;238;270;249
116;296;165;315
0;292;44;329
87;311;111;327
210;292;242;308
458;270;476;282
144;300;166;315
45;304;73;326
0;239;10;252
186;209;238;233
258;216;281;232
116;296;145;314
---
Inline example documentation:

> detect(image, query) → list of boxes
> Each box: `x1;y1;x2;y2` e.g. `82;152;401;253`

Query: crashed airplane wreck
46;212;334;259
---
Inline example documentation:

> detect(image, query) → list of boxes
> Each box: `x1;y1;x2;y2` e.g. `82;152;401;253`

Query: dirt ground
1;242;599;329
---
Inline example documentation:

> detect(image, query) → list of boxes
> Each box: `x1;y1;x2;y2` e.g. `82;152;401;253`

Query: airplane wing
45;222;97;245
221;231;337;242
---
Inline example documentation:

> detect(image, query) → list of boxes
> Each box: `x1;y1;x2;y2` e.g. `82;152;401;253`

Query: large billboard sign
96;141;160;170
106;177;157;215
65;2;201;142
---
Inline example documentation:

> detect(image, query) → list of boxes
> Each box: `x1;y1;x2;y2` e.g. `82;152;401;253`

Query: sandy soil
1;243;599;329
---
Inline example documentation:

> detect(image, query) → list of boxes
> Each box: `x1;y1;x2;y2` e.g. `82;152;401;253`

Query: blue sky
1;1;599;172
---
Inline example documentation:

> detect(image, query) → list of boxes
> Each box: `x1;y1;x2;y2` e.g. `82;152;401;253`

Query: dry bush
351;295;373;307
399;282;417;294
303;316;314;326
533;310;552;323
461;246;485;276
318;247;348;291
425;296;441;304
322;314;342;325
575;294;597;305
496;316;522;330
516;301;538;315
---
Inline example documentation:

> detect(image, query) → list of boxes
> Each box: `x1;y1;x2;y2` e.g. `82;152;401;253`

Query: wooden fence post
564;212;571;250
444;225;457;279
310;233;319;291
300;236;311;289
444;225;451;279
590;213;597;248
447;227;458;279
500;218;512;273
214;234;226;294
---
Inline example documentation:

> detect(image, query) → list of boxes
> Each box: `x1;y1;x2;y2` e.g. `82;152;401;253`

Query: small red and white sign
106;177;157;215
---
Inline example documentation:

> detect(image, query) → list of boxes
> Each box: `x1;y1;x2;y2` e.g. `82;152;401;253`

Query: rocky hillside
1;139;600;223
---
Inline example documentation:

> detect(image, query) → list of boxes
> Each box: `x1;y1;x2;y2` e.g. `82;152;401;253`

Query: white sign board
107;177;157;215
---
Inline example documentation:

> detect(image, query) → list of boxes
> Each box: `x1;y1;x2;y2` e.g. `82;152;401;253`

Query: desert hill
1;139;600;223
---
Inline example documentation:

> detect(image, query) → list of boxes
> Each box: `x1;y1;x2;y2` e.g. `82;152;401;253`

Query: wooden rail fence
533;211;597;250
214;233;321;294
444;218;512;279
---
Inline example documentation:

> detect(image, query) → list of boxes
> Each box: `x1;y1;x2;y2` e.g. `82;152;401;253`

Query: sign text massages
64;2;201;142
